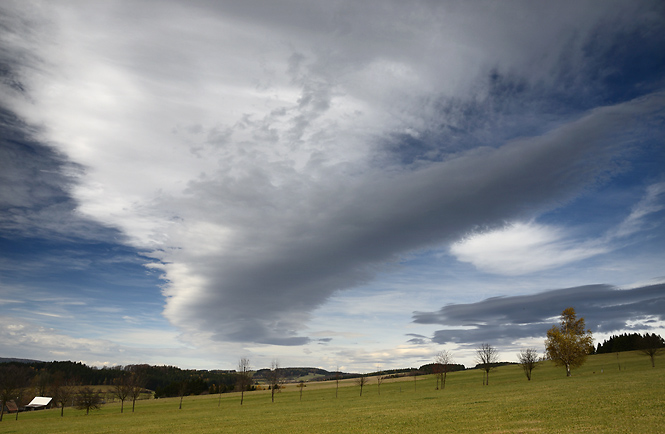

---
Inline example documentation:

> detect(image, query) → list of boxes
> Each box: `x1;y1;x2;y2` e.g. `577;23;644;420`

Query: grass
1;351;663;433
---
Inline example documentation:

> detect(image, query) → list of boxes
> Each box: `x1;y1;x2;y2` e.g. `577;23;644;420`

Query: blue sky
1;0;664;371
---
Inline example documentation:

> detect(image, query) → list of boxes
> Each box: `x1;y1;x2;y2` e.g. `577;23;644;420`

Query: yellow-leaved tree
545;307;593;377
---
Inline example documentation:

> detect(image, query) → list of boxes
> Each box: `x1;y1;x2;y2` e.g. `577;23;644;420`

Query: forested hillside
594;333;664;354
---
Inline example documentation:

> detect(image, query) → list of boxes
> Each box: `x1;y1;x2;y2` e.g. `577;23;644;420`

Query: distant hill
254;367;339;382
0;357;44;364
0;358;448;393
0;359;366;397
252;366;422;383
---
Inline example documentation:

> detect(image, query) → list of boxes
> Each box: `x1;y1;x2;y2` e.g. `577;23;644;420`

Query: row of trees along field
594;333;665;364
438;308;663;386
0;362;251;419
461;308;594;386
1;308;663;419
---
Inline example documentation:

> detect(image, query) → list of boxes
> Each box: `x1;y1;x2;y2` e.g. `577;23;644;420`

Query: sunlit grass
2;351;662;433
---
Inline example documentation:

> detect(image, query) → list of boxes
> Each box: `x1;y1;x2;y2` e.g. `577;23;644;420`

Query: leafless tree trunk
266;360;282;403
126;367;147;412
517;348;539;381
0;365;28;422
640;334;664;367
178;381;189;410
476;343;499;386
376;365;384;395
335;366;340;398
355;375;368;396
76;387;103;415
50;374;77;417
297;381;305;401
14;388;28;420
113;375;131;413
237;358;252;405
435;351;454;390
433;363;441;390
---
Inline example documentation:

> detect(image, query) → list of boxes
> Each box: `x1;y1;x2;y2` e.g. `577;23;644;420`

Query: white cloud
0;316;123;361
0;315;215;368
450;222;608;275
450;182;665;276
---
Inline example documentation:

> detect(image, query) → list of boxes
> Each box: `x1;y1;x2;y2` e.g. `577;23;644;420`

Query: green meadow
2;351;663;433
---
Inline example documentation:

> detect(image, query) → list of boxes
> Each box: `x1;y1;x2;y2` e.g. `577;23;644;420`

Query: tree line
594;333;664;355
0;361;248;399
2;308;663;419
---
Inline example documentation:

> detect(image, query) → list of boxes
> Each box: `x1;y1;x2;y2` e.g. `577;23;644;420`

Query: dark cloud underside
414;283;665;345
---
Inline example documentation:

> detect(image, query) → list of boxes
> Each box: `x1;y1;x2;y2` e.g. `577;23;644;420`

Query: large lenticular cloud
156;92;664;344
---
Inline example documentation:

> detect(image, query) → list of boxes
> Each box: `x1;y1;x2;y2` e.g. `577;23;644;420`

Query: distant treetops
594;332;665;355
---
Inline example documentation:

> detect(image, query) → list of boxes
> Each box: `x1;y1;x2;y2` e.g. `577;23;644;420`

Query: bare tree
0;365;28;422
76;387;103;415
236;358;252;405
113;375;131;413
266;360;283;403
476;343;499;385
517;348;539;381
50;373;77;417
376;365;384;395
640;333;665;367
297;381;305;401
435;351;454;390
356;374;368;396
126;367;147;412
178;381;189;410
14;388;26;421
433;362;442;390
334;365;340;398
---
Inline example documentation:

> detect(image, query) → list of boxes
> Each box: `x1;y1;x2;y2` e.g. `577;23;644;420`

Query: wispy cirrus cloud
610;182;665;239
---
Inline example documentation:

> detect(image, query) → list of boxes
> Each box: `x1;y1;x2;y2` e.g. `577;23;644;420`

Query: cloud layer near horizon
1;0;664;365
413;283;665;347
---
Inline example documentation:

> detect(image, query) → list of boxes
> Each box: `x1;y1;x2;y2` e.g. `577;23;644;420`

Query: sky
1;0;664;372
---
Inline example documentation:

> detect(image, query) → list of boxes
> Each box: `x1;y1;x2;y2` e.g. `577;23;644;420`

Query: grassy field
1;351;662;433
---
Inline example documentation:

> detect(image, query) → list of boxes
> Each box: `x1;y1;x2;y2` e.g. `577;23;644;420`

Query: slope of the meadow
2;351;663;433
